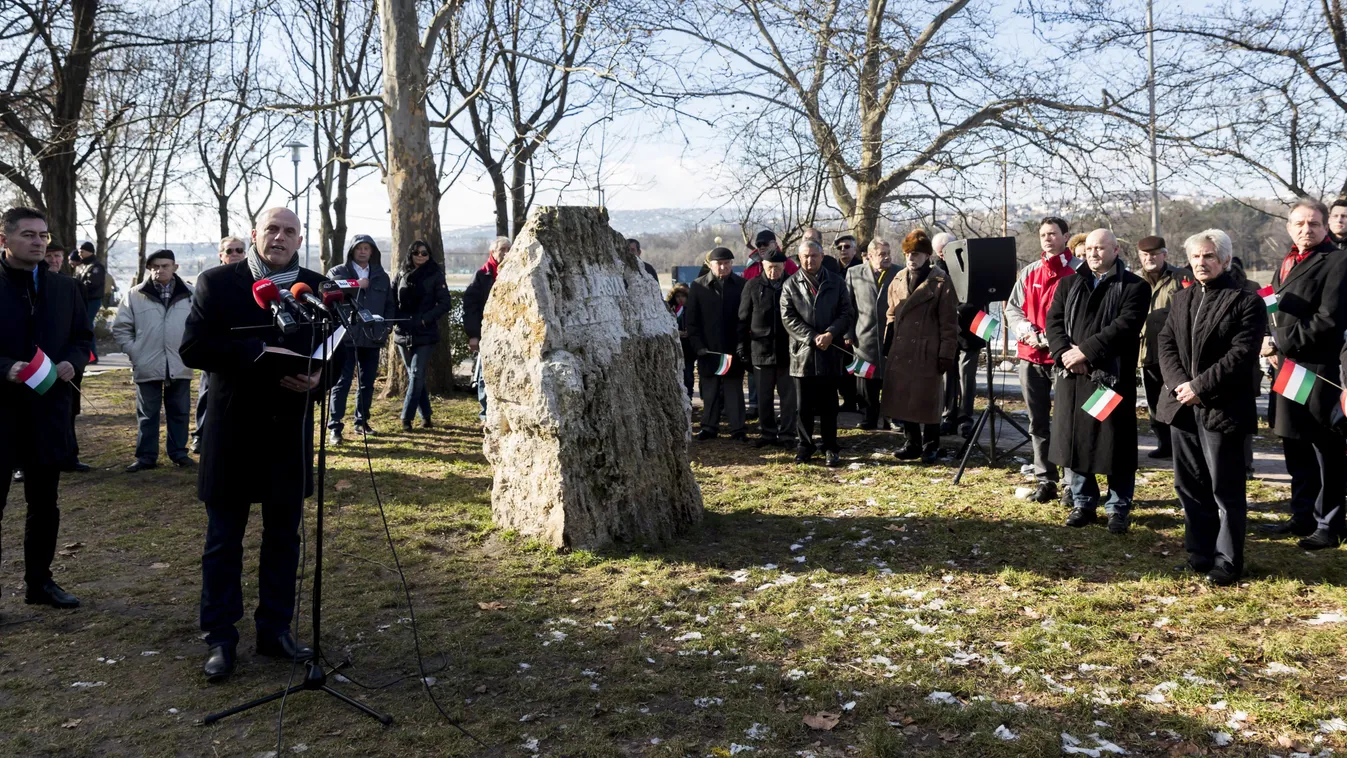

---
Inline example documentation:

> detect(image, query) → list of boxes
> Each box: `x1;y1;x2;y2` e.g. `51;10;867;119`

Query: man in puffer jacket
325;234;395;444
113;249;195;471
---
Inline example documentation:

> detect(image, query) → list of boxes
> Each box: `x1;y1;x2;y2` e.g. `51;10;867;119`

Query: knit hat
901;229;933;255
1067;233;1088;251
146;249;175;265
765;249;788;263
708;246;735;262
753;229;776;248
1137;235;1166;252
79;241;96;255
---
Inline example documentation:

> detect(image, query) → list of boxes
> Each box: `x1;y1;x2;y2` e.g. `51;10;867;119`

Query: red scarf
481;255;500;280
1278;244;1314;283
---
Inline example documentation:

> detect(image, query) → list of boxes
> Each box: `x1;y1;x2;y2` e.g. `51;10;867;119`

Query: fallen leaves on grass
60;719;81;728
149;562;169;570
803;712;840;731
476;601;508;611
335;479;353;491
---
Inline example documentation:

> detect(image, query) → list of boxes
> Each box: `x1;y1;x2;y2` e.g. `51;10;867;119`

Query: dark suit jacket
781;268;853;378
737;275;789;367
1269;238;1346;438
179;261;328;504
686;272;746;375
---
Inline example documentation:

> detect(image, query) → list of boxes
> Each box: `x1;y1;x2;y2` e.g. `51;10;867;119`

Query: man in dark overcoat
687;246;748;440
781;239;853;467
180;207;327;682
0;207;91;609
738;249;795;447
1156;229;1265;585
1261;199;1347;550
845;238;898;430
1045;228;1150;534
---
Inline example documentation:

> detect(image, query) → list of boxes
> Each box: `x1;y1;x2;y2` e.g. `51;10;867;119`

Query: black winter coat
75;258;106;301
737;275;790;367
0;255;92;469
1268;238;1347;438
1155;272;1265;436
461;267;494;341
327;237;395;348
780;268;853;378
392;260;453;348
1045;260;1151;475
179;262;328;504
686;272;746;376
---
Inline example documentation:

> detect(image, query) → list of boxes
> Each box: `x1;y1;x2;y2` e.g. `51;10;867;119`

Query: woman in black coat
391;240;452;429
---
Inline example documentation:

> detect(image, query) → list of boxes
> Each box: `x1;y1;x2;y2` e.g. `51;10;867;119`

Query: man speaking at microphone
180;207;327;682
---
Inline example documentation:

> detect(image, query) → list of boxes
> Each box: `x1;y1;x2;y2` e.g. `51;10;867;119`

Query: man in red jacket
1005;216;1079;503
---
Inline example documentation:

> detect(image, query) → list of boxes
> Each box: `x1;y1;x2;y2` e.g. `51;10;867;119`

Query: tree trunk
39;153;79;260
377;0;454;398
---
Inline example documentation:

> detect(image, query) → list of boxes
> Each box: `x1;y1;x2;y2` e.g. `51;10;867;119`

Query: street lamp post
285;140;307;266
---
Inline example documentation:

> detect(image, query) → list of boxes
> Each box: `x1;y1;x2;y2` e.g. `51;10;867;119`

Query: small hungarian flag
1082;385;1122;421
714;353;733;376
1273;359;1317;404
1258;285;1279;314
16;347;58;395
674;305;684;319
846;356;876;379
969;310;999;341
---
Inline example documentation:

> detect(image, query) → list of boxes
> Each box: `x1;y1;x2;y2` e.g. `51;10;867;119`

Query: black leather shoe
1205;565;1240;586
61;461;91;473
893;444;921;460
172;457;195;468
858;422;876;431
125;460;157;473
190;436;202;454
203;645;236;683
1065;507;1097;528
420;418;434;429
24;580;80;608
794;448;814;464
753;437;774;449
401;420;414;431
1262;520;1317;537
256;631;314;661
920;447;939;465
1107;510;1130;534
730;431;748;443
328;429;343;446
1298;529;1342;551
1030;481;1058;503
353;421;375;435
695;429;717;441
1146;447;1172;460
1185;554;1214;574
824;451;842;468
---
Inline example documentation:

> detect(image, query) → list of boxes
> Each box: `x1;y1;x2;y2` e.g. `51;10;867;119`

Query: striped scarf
246;243;300;288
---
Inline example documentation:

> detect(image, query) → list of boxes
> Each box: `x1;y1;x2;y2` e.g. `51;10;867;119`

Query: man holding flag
1045;229;1150;533
0;207;91;609
781;239;853;466
1260;199;1347;550
687;246;748;441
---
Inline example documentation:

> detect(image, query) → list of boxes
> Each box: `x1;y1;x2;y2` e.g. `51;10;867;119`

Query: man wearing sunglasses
191;237;249;454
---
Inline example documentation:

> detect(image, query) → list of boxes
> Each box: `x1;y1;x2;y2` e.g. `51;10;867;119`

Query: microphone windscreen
290;282;314;297
252;279;280;309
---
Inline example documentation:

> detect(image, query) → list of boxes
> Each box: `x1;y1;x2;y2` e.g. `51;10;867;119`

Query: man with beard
738;249;796;447
325;234;395;444
781;239;853;466
191;237;249;454
845;238;898;430
1136;235;1193;460
0;207;91;609
180;207;325;681
1156;229;1265;585
1046;229;1150;534
1328;199;1347;246
1261;199;1347;550
1006;217;1079;503
687;246;748;440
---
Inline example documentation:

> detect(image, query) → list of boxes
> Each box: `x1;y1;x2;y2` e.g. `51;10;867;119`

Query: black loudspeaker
941;236;1018;306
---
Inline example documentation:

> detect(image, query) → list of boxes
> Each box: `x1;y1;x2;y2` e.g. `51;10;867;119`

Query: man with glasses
191;237;248;454
114;249;196;472
0;207;91;609
834;234;862;270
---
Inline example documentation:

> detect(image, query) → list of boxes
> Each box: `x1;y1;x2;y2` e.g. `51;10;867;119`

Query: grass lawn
1;372;1345;757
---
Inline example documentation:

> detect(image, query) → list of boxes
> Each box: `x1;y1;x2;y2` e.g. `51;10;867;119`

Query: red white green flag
1082;385;1122;421
1272;360;1317;404
1257;285;1279;314
714;353;733;376
969;310;999;341
16;347;58;395
846;356;876;379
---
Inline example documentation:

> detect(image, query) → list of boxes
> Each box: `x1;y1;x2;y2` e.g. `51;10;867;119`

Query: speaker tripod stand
205;315;391;728
953;340;1031;485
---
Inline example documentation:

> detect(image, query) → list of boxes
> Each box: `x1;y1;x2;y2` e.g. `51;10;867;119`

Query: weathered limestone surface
481;206;703;549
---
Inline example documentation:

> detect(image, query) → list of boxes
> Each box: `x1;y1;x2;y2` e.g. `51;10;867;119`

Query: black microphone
290;282;336;320
252;280;298;334
276;287;311;322
317;282;354;328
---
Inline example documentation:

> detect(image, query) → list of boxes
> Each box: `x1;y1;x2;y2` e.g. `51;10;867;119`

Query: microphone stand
953;311;1031;484
205;309;392;727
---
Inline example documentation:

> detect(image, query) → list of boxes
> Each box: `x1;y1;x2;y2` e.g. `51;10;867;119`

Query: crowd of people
2;195;1346;683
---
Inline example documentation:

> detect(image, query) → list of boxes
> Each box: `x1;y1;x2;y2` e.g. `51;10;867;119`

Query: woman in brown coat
880;229;959;463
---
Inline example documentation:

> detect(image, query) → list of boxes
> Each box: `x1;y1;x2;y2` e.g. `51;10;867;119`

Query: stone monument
480;206;703;550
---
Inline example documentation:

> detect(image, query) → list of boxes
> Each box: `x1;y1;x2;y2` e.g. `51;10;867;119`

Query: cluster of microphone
251;279;381;334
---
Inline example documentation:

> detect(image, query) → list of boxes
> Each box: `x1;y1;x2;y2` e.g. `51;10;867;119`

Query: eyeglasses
837;243;853;250
224;247;244;254
412;249;430;257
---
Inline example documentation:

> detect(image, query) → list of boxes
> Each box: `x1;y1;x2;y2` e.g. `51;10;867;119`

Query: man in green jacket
1137;235;1193;460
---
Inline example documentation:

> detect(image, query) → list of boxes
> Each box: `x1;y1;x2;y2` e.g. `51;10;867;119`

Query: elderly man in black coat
1156;229;1265;585
1261;199;1347;550
782;239;854;467
0;207;91;609
846;238;898;430
1046;229;1151;534
180;207;327;682
687;246;748;440
738;249;796;447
